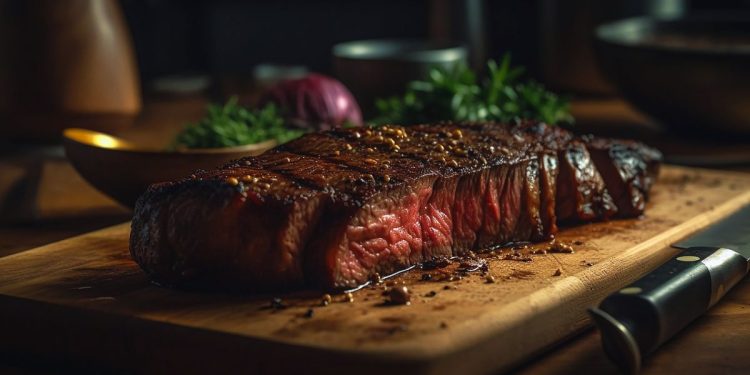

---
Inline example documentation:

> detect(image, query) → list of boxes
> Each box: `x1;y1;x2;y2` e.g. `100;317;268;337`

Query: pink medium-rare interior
330;160;542;288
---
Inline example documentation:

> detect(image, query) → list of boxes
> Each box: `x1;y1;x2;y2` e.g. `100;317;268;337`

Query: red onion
260;73;362;130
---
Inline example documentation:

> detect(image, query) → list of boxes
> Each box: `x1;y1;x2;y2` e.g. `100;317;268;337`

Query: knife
589;204;750;373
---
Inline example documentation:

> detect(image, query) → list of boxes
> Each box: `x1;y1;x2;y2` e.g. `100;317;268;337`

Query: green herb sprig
171;98;304;149
373;54;573;126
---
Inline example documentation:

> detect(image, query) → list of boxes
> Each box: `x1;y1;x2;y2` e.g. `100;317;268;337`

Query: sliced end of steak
476;165;511;248
586;137;663;217
517;122;619;225
453;169;491;253
555;140;618;222
517;158;545;241
538;152;559;238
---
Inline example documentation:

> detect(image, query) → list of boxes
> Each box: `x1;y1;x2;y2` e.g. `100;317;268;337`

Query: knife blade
589;204;750;374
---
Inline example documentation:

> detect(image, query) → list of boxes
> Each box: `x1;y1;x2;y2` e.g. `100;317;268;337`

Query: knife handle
589;247;748;373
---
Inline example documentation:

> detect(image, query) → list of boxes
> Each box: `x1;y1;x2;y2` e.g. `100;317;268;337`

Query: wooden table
1;96;748;374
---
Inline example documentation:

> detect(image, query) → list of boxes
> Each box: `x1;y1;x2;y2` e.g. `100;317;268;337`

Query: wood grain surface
515;274;750;374
0;165;748;374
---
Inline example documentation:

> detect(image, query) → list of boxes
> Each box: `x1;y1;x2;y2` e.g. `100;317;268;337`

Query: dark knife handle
589;247;748;373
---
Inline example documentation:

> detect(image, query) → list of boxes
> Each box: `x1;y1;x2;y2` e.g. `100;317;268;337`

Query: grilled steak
130;122;661;290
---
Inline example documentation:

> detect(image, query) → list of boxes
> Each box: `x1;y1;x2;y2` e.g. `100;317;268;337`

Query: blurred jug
0;0;141;142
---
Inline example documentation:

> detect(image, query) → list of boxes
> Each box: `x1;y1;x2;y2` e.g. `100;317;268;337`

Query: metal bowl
63;128;275;208
333;39;467;115
594;14;750;135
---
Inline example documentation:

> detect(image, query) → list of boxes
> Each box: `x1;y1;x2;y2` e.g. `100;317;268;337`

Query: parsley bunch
172;98;304;149
373;54;573;125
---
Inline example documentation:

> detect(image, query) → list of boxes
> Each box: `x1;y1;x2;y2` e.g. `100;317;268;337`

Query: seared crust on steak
130;122;661;290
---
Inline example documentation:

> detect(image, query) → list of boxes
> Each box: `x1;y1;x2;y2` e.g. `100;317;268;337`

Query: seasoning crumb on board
344;292;354;303
388;286;411;305
264;237;581;314
547;240;575;253
270;297;287;310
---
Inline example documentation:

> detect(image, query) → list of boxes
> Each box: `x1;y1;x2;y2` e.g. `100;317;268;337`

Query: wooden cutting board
1;166;749;374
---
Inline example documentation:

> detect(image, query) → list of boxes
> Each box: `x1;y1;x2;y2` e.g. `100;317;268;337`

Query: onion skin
260;73;363;130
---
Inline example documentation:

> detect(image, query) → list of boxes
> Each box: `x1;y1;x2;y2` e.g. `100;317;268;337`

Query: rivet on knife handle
589;246;748;373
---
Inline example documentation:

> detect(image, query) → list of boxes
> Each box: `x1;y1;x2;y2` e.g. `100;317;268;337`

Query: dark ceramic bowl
595;14;750;135
333;39;467;115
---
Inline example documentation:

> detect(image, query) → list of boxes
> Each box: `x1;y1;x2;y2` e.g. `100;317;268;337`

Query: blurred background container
538;0;687;95
595;13;750;136
333;39;467;116
0;0;141;142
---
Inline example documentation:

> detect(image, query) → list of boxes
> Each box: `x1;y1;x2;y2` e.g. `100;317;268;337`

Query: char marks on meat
130;122;661;290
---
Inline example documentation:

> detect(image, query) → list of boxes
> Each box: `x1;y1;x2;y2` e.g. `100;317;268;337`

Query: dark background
121;0;750;88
